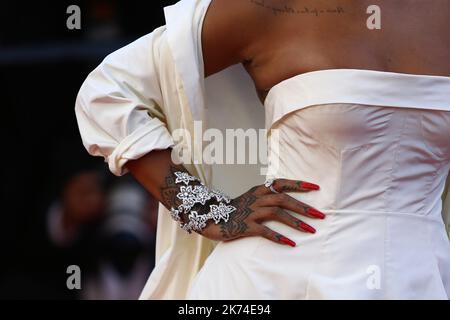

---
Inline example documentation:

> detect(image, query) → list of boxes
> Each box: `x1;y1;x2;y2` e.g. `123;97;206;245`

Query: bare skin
202;0;450;101
127;0;450;246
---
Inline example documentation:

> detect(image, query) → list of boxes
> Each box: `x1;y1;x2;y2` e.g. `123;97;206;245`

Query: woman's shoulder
201;0;279;77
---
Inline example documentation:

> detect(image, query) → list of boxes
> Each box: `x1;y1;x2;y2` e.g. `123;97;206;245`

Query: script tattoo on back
249;0;345;17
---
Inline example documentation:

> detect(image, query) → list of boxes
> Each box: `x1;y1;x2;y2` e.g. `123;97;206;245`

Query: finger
257;193;326;219
272;178;320;193
250;184;270;197
261;207;316;234
256;225;296;247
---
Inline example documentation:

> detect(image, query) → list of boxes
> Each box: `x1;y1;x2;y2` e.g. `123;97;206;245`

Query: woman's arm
77;0;325;246
125;0;325;246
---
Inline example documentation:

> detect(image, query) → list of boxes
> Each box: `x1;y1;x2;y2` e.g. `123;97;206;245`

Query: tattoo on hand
160;164;205;224
160;164;233;231
219;186;258;239
279;181;302;192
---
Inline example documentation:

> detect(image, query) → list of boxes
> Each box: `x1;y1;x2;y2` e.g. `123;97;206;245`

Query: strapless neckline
263;68;450;130
264;68;450;106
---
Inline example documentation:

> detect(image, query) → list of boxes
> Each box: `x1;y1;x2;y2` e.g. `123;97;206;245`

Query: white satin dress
187;69;450;299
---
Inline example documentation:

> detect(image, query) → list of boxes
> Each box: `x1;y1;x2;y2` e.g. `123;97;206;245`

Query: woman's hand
199;179;325;247
126;149;324;247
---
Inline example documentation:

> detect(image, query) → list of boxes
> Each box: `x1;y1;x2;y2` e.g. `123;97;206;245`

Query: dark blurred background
0;0;177;299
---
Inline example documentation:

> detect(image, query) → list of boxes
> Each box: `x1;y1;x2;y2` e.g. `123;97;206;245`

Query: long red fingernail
300;182;320;190
308;208;326;219
300;222;316;234
279;236;296;247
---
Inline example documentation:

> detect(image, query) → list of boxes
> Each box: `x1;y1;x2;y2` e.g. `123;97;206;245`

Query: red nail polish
300;222;316;234
300;182;320;190
279;236;296;247
308;208;326;219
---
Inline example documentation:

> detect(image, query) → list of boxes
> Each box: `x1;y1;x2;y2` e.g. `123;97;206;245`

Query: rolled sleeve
108;117;175;175
75;30;175;176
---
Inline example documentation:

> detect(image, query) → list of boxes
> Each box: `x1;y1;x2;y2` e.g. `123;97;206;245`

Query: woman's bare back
202;0;450;102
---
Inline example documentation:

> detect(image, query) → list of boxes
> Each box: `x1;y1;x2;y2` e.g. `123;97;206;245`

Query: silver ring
264;178;279;194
